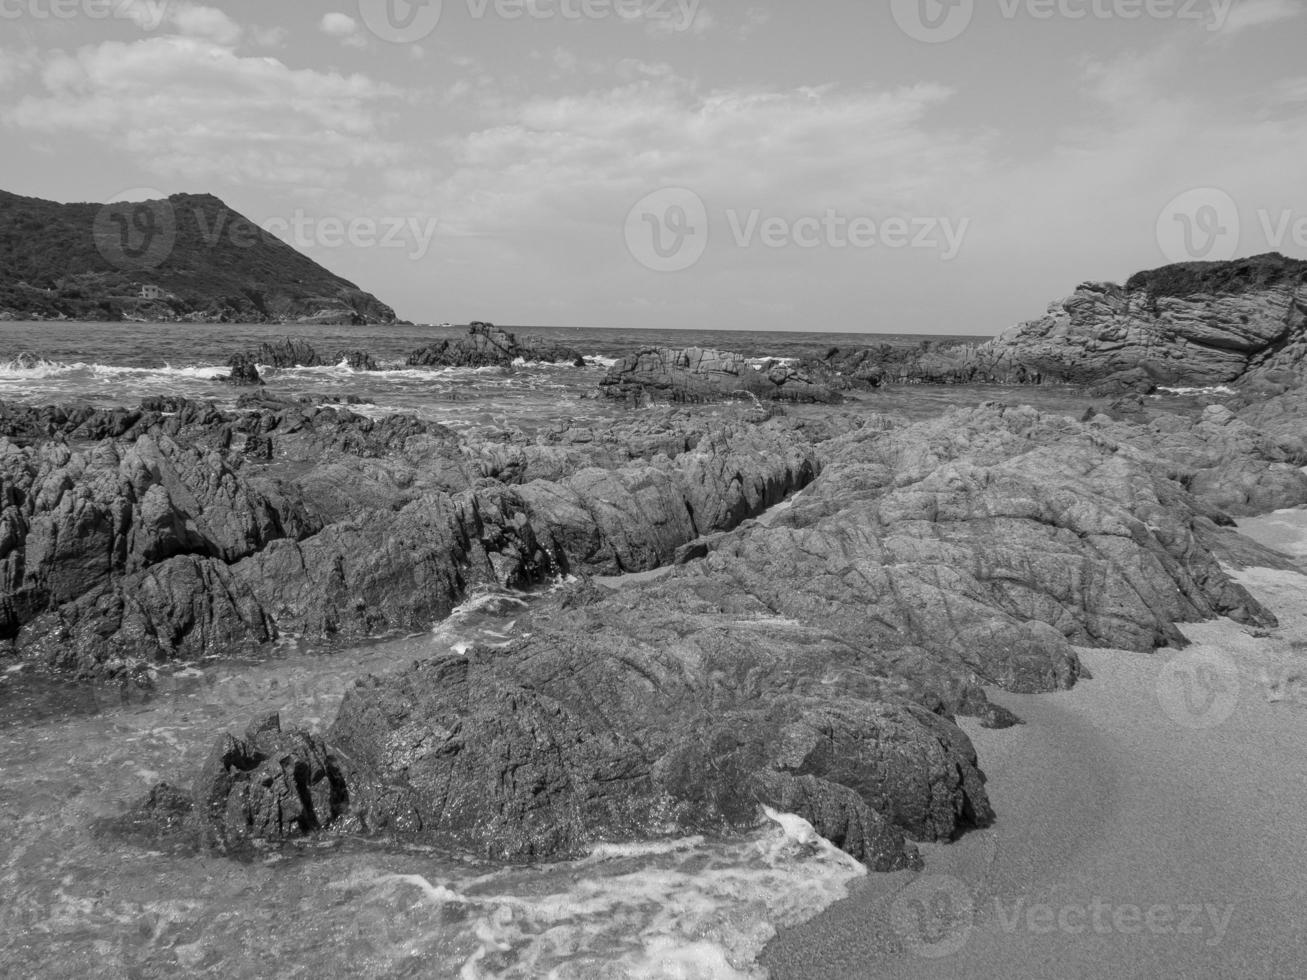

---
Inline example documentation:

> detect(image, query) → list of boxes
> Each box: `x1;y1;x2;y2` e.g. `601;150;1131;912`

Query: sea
0;321;1126;979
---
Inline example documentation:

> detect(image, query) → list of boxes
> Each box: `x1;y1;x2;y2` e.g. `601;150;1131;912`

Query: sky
0;0;1305;333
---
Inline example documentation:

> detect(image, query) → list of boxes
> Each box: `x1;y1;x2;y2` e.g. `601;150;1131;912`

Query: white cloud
320;12;367;47
169;3;243;45
0;47;39;88
408;75;982;242
3;36;405;189
1211;0;1302;35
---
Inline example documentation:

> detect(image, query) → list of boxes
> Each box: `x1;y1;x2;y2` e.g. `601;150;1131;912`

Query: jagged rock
407;322;585;368
223;354;264;387
159;403;1280;869
193;713;348;848
600;348;846;404
852;254;1307;388
3;405;819;675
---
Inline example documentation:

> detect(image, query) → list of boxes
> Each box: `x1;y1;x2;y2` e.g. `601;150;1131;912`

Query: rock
407;322;585;368
193;713;347;848
600;348;846;404
230;339;379;371
223;354;264;387
3;404;820;675
150;402;1280;869
822;254;1307;389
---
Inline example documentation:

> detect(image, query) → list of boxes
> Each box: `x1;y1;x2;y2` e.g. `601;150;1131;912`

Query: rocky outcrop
1;398;819;677
236;339;380;371
222;354;264;387
116;401;1283;870
819;254;1307;391
407;322;586;368
601;348;847;404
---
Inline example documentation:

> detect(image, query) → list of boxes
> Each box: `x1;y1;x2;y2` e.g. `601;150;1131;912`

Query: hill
0;190;398;324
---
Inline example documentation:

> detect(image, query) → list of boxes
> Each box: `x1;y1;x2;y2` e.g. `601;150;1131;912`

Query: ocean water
0;321;1185;978
0;322;985;434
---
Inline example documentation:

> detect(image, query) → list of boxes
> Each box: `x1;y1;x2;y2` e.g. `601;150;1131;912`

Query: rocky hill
0;189;397;324
821;253;1307;392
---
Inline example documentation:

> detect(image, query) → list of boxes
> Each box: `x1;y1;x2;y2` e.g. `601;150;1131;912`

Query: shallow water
0;586;867;979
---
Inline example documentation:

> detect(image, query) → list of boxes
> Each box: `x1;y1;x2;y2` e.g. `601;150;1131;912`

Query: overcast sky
1;0;1305;332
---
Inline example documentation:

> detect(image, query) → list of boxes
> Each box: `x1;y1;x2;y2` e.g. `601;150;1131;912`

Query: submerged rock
407;322;586;368
600;347;846;404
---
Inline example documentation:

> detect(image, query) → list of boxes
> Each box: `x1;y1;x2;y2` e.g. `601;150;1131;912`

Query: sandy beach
762;514;1307;980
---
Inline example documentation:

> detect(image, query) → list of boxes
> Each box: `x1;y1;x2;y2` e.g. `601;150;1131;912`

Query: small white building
139;284;164;300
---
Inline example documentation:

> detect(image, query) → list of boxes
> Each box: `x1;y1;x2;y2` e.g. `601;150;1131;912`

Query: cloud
3;36;406;189
320;12;368;47
169;3;243;45
409;75;982;241
1211;0;1302;35
0;47;39;88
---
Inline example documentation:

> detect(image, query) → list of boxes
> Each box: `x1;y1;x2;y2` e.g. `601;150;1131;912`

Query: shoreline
762;517;1307;979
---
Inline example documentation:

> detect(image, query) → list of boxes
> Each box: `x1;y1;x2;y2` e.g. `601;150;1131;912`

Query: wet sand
762;522;1307;980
